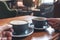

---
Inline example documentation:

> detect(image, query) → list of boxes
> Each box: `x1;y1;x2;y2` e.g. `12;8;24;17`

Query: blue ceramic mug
10;20;29;35
32;17;48;29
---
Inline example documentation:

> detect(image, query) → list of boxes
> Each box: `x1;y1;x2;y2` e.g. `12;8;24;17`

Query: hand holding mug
0;24;13;40
47;18;60;31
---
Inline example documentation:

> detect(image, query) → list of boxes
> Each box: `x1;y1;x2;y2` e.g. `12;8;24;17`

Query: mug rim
10;20;28;25
32;17;47;21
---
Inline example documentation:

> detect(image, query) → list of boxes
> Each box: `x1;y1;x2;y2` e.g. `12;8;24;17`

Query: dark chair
54;1;60;18
0;1;17;19
34;3;54;18
41;5;54;18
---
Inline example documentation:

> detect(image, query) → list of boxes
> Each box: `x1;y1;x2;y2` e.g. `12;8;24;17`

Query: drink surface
10;20;27;25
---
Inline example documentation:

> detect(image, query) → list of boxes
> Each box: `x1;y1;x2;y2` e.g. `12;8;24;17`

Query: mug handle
28;23;34;29
43;20;50;29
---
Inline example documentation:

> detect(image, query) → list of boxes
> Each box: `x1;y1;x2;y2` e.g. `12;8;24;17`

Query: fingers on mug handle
6;31;12;40
47;18;57;26
8;28;14;32
1;31;12;40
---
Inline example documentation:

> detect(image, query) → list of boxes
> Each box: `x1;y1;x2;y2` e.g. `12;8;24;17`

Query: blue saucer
12;28;34;37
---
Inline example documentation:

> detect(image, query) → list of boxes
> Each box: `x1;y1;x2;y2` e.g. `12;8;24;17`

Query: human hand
0;24;13;40
47;18;60;31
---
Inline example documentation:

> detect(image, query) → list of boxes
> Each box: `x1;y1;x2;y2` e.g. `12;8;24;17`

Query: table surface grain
0;15;59;40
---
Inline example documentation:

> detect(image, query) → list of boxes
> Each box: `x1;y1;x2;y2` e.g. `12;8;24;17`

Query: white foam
32;17;47;21
10;20;28;25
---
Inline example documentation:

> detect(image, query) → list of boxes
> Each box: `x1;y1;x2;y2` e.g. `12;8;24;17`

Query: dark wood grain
0;15;59;40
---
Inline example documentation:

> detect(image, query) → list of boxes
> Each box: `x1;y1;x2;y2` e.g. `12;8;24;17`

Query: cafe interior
0;0;60;40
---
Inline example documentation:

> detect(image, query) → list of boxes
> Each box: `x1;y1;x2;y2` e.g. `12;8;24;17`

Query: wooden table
0;15;59;40
12;31;59;40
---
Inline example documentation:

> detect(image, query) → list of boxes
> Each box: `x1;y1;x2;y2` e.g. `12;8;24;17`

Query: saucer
34;28;45;30
12;28;34;37
34;26;48;30
30;24;46;30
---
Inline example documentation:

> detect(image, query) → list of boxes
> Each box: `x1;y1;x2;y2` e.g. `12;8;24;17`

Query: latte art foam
32;17;46;21
10;20;28;25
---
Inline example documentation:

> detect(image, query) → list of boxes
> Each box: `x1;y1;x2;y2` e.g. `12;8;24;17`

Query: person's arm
47;18;60;31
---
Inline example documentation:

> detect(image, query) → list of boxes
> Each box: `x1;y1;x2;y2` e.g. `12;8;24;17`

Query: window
41;0;54;4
